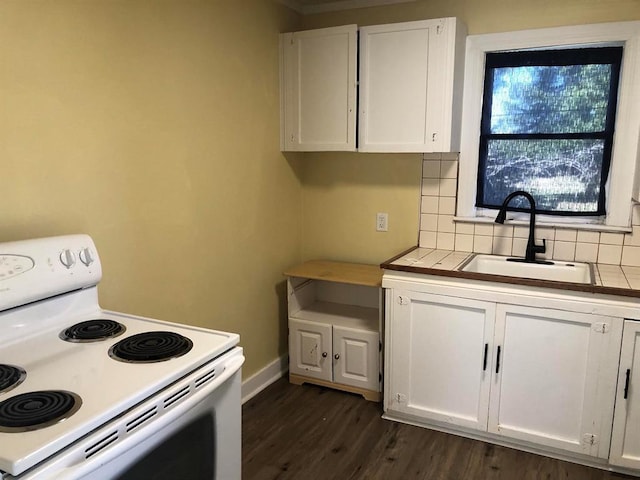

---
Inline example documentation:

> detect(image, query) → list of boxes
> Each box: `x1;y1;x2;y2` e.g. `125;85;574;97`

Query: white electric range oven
0;234;244;479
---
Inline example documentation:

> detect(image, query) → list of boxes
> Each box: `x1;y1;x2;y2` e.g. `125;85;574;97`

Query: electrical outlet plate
376;213;388;232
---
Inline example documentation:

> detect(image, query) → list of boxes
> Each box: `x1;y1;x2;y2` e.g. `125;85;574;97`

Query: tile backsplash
419;153;640;267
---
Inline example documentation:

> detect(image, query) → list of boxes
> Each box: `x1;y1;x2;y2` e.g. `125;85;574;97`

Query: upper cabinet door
280;25;357;152
358;18;465;153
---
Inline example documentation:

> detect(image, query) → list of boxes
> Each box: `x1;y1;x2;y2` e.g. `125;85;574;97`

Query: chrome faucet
495;190;550;264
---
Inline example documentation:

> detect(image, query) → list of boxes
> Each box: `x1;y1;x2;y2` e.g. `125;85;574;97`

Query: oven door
11;348;244;480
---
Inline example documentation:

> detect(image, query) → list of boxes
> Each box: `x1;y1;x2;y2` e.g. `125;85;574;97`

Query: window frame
457;21;640;229
477;46;623;217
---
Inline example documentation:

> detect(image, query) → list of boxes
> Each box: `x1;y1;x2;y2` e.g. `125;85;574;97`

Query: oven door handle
189;353;244;393
214;354;245;384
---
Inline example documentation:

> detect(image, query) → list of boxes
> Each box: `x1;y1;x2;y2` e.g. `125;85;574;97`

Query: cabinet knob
322;352;328;358
334;354;340;360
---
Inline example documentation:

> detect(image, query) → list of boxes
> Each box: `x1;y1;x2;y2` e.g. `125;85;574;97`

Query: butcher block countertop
284;260;383;287
381;246;640;299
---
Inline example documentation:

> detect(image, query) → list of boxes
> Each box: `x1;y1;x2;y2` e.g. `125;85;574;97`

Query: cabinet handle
495;346;501;374
483;343;488;371
334;354;340;360
624;368;631;399
322;352;328;358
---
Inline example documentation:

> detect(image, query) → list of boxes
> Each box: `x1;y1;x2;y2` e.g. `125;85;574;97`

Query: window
457;22;640;229
477;47;623;216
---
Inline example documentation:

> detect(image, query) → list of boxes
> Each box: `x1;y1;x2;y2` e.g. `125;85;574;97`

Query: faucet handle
534;238;547;254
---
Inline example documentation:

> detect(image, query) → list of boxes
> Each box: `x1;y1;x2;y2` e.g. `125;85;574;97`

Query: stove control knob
79;248;94;266
59;249;76;269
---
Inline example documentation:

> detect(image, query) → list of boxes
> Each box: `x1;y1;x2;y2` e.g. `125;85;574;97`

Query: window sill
453;216;632;234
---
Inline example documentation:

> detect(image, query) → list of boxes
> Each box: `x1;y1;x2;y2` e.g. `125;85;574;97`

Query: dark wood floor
242;378;635;480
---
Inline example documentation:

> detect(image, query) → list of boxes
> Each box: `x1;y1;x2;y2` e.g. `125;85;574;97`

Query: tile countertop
381;246;640;299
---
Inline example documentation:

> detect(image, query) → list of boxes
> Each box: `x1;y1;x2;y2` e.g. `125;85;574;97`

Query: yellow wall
300;152;422;263
3;0;639;381
302;0;640;33
299;0;640;266
0;0;302;379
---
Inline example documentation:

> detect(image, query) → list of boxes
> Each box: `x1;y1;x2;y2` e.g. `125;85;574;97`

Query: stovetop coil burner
0;365;26;394
60;319;125;342
0;390;82;432
109;331;193;363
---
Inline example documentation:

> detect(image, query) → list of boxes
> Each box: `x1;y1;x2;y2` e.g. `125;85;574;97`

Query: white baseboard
241;354;288;404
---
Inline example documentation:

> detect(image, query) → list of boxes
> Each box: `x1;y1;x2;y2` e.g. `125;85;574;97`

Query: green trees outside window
476;47;623;216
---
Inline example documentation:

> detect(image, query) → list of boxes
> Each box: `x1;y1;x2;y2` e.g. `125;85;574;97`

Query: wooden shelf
284;260;382;287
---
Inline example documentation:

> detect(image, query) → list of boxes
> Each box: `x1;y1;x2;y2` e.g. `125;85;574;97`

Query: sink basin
459;254;593;284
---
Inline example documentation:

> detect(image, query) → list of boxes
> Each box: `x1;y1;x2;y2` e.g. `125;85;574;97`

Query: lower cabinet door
610;320;640;469
387;289;495;431
488;305;621;458
333;325;379;391
289;318;332;382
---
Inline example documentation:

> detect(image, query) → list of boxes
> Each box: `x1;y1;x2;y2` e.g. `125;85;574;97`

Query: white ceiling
281;0;416;15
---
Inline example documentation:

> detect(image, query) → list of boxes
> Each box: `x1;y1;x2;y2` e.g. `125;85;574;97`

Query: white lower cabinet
332;325;379;390
388;291;495;430
385;278;623;462
285;261;383;401
289;318;379;392
289;318;333;383
610;320;640;469
488;305;620;457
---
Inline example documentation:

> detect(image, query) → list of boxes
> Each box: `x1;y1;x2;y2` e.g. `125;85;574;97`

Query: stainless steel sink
459;254;593;284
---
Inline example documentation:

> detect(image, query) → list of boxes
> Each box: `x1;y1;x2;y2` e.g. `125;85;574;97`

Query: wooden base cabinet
384;275;623;462
289;318;379;398
285;261;383;401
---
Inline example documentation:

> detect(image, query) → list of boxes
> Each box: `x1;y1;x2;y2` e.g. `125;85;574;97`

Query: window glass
476;47;622;216
482;138;604;212
490;64;611;134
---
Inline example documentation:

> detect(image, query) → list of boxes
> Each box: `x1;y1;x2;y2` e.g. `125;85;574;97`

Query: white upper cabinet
358;18;466;153
280;25;357;152
279;18;466;153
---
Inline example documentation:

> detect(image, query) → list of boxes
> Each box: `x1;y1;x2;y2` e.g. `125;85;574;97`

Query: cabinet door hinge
379;372;383;383
379;341;382;352
396;393;406;403
582;434;598;446
593;322;610;333
397;295;410;305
